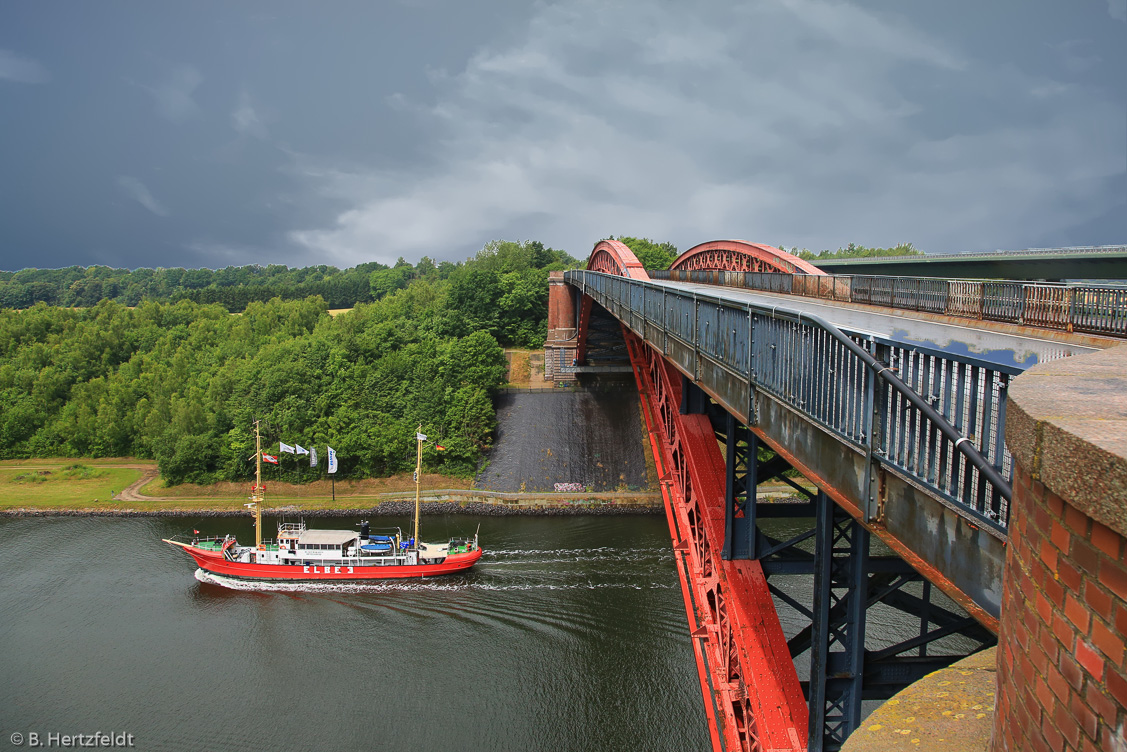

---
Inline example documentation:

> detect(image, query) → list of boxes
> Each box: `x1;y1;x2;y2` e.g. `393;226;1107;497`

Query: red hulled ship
165;422;482;583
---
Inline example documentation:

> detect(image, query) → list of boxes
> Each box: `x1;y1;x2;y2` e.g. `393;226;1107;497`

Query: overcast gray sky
1;0;1124;271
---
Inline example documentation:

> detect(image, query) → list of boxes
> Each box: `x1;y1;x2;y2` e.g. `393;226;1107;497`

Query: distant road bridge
808;245;1127;281
545;239;1127;751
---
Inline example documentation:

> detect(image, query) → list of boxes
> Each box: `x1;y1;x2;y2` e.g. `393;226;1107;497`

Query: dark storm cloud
0;0;1122;272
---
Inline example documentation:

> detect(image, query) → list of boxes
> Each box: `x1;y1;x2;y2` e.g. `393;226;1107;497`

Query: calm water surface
0;515;709;752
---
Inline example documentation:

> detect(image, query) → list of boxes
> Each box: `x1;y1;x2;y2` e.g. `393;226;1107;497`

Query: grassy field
0;457;477;512
0;459;147;511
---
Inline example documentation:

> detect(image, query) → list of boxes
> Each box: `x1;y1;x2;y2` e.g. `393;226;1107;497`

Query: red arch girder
672;240;825;276
624;328;808;752
587;239;651;280
577;240;650;364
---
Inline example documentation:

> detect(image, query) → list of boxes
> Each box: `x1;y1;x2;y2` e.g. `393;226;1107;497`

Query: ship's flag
416;432;427;442
436;444;446;451
263;454;280;465
193;529;200;535
279;442;296;454
327;446;337;474
295;444;310;456
310;447;318;468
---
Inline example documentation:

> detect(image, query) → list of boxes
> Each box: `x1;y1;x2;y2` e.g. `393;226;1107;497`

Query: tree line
785;242;923;260
0;240;579;316
0;240;580;484
1;235;909;485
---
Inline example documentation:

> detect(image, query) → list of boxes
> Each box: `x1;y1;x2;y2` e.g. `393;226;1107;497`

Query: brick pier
994;345;1127;751
544;271;578;381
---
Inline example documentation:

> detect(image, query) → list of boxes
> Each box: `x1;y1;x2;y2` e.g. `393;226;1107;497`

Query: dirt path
115;468;162;501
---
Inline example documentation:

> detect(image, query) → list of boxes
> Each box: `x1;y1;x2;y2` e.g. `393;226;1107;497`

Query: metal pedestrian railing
569;270;1015;534
649;269;1127;338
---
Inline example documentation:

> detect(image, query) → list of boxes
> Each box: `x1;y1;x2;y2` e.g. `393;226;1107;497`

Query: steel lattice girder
625;329;807;752
706;396;996;750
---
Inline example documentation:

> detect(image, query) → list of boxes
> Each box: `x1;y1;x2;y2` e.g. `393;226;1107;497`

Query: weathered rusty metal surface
626;329;807;752
671;239;826;276
648;277;1106;369
586;239;650;279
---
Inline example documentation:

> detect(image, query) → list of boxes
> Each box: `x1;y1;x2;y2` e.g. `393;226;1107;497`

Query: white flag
279;442;295;454
327;446;337;474
310;447;318;468
416;432;427;442
295;444;310;456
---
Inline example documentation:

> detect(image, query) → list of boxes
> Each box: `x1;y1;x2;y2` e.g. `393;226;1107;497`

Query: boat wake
194;567;676;593
484;546;669;557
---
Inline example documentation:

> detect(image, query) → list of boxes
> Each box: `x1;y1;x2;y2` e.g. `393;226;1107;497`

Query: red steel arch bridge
551;239;1123;752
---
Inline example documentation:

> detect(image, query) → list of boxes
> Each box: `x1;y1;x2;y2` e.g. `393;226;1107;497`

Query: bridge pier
544;271;578;381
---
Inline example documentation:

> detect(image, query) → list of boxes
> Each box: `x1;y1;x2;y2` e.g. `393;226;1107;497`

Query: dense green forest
613;237;679;270
0;240;577;313
0;240;579;483
1;234;902;485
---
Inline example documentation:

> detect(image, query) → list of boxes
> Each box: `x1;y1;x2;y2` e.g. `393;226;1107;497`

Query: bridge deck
648;279;1111;371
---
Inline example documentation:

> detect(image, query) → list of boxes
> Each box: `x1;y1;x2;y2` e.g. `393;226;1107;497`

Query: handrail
567;270;1014;528
648;269;1127;338
791;309;1011;501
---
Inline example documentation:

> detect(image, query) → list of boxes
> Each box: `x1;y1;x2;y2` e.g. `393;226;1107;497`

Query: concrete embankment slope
476;381;651;493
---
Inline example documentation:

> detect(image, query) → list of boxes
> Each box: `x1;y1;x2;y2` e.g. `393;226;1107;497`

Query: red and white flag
262;454;279;465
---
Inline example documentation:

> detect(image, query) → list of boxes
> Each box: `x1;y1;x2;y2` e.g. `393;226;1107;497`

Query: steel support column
808;491;869;751
722;414;756;560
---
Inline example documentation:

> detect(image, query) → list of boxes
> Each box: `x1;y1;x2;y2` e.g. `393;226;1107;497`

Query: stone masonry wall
995;464;1126;751
994;345;1127;752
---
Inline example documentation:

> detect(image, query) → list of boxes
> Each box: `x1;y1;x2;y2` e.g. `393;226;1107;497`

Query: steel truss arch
672;239;825;275
587;239;651;280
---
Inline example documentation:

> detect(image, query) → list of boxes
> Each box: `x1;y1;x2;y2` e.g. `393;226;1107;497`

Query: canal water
1;513;974;750
0;514;710;752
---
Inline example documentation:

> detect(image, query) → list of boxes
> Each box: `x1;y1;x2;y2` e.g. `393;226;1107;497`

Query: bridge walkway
646;278;1113;370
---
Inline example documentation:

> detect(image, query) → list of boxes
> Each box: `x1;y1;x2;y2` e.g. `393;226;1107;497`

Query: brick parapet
1004;345;1127;538
994;345;1127;751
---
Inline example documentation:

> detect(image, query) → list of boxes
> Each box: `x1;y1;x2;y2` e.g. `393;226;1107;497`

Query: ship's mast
254;419;263;549
413;425;422;550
